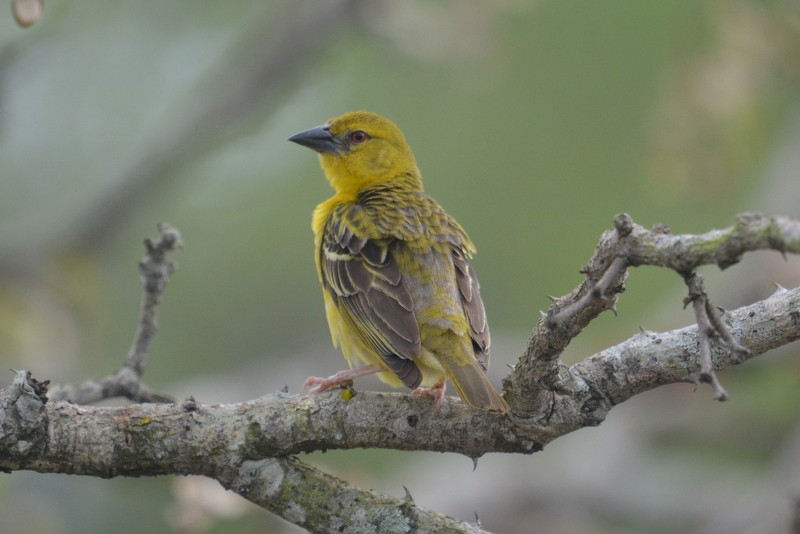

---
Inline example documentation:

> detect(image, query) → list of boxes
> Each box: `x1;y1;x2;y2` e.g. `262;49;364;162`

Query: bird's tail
441;357;509;413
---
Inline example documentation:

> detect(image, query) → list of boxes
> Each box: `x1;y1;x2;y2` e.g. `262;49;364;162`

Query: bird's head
289;111;422;195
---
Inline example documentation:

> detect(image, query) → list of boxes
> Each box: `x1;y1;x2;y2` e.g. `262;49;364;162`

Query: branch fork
508;212;799;414
2;213;800;533
47;224;181;404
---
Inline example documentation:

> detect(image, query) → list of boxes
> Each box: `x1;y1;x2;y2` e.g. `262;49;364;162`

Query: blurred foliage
0;0;799;533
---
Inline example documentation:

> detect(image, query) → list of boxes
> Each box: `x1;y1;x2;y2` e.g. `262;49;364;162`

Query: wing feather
321;207;423;388
452;248;491;371
319;193;491;386
367;289;419;346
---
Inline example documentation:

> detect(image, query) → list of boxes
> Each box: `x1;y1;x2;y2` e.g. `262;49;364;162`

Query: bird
288;111;509;413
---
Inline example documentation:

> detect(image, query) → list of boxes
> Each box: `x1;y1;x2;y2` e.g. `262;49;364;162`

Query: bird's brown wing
452;247;491;370
320;210;423;388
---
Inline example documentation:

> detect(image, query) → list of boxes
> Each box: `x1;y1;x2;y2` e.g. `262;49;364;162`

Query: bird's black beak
288;124;342;154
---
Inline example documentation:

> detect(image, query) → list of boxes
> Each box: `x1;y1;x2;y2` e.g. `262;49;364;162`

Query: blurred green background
1;1;799;533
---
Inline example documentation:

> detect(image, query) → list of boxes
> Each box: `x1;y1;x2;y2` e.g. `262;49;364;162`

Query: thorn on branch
773;282;788;295
182;396;199;412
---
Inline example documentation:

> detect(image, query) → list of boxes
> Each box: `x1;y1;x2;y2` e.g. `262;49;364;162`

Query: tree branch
47;224;180;404
1;284;796;470
506;212;800;415
218;457;486;533
1;213;798;532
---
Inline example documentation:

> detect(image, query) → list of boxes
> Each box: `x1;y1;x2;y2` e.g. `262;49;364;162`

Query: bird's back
317;186;489;378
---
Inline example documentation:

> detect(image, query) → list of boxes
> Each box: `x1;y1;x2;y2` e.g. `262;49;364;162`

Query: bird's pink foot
302;365;380;394
412;377;447;413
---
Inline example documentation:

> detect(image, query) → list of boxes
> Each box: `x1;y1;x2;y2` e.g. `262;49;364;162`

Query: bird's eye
350;130;368;144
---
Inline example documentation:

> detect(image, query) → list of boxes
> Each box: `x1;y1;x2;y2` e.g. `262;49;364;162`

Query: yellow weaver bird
289;111;508;413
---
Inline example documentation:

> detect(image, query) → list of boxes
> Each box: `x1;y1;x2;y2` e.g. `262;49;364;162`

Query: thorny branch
1;212;799;533
0;285;798;530
505;212;800;414
46;224;181;404
681;270;749;400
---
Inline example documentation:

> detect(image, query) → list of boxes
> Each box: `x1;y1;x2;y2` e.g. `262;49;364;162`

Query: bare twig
705;300;751;358
126;223;182;375
506;214;635;414
548;255;628;327
506;213;800;413
48;224;181;404
681;270;751;401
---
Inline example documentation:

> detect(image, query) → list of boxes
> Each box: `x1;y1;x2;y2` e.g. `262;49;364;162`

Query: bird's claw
302;365;380;394
302;376;353;394
412;378;447;414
